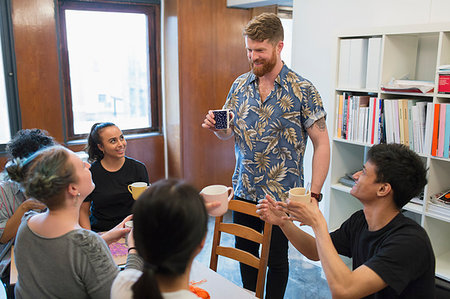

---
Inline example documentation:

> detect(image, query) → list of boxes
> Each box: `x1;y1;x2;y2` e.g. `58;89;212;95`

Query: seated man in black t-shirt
257;143;435;298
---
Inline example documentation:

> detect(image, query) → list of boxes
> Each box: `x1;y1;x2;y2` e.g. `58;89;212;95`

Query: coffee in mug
288;187;311;204
128;182;148;200
200;185;234;216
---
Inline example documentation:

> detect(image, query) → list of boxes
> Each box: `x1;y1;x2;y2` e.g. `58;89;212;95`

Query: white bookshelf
329;26;450;281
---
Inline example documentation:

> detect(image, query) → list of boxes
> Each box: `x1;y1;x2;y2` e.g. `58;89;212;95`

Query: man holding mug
202;13;330;298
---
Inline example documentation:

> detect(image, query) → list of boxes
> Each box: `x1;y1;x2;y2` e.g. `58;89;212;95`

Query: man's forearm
313;221;355;297
279;220;319;261
310;139;330;193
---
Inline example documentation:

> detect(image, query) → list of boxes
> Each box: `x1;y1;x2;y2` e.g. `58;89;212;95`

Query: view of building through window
65;10;152;135
0;26;11;144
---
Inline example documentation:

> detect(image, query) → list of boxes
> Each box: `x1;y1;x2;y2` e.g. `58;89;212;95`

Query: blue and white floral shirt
224;64;326;202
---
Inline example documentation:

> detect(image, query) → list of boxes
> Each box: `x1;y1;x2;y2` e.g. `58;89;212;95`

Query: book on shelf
365;37;382;90
410;197;423;205
338;176;356;188
424;103;435;155
337;94;344;138
349;38;368;89
338;38;369;89
429;189;450;217
431;104;440;157
338;39;351;88
443;104;450;159
437;104;447;157
416;102;427;153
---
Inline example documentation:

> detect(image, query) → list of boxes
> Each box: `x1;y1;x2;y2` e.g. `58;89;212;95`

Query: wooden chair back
209;199;272;299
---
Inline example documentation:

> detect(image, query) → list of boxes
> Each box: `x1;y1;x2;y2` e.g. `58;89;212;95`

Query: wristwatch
311;192;323;202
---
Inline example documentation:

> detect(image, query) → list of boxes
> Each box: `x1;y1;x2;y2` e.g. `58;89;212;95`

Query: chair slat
218;222;263;244
216;246;260;269
228;200;259;217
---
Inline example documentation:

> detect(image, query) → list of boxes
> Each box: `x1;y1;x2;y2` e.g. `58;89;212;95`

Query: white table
190;260;256;299
11;245;255;299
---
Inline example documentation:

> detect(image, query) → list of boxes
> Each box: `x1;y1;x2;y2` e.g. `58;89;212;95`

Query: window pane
65;10;151;135
0;25;11;144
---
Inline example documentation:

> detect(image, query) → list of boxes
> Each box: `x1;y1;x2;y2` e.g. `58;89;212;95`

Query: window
59;1;161;140
0;0;20;150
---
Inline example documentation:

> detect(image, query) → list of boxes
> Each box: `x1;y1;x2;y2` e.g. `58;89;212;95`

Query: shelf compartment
381;33;439;85
423;217;450;281
426;160;450;210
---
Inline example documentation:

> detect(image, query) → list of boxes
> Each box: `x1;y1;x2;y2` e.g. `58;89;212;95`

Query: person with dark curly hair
0;129;55;283
258;143;435;298
6;145;140;298
80;123;149;232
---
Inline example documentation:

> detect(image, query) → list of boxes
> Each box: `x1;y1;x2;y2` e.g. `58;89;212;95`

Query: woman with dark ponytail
80;122;149;231
111;179;208;299
7;146;141;299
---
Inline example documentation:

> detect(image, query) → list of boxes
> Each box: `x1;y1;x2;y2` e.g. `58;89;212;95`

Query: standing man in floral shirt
202;13;330;298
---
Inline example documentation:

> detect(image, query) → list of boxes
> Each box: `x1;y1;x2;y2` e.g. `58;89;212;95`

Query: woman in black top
80;122;149;231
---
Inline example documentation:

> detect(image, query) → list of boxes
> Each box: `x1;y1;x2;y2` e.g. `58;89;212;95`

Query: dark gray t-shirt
14;212;120;299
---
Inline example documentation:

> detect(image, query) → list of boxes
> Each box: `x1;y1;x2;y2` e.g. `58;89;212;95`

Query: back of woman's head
131;179;208;299
85;122;115;163
6;146;76;210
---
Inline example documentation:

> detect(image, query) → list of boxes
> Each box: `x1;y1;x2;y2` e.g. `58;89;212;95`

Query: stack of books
428;189;450;217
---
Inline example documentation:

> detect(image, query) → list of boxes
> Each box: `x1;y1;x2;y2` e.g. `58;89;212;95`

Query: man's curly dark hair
6;129;56;159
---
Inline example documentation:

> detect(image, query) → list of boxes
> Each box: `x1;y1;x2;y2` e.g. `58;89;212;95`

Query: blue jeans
233;196;289;299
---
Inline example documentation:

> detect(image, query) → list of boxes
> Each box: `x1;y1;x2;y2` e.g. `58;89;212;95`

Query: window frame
58;0;161;141
0;0;21;152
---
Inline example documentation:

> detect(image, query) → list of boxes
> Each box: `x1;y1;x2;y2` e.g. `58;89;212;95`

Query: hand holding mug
200;185;234;216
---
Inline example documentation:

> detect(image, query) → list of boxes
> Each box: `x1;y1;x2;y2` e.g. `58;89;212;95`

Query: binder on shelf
437;104;447;157
412;105;420;153
384;100;393;144
416;102;428;153
443;104;450;159
338;39;351;88
348;38;369;89
392;100;400;144
431;104;441;156
365;37;382;90
337;94;343;138
398;100;405;145
424;103;435;155
407;100;417;150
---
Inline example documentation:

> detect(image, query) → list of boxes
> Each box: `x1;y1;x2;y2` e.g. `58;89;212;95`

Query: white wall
291;0;450;215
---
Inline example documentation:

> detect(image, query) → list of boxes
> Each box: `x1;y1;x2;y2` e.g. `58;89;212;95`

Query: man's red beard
250;47;277;77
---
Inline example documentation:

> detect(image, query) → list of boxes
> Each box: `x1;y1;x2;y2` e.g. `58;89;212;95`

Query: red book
431;104;441;156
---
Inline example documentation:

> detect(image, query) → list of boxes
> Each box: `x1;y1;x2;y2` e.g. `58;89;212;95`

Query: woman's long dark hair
85;122;115;163
131;179;208;299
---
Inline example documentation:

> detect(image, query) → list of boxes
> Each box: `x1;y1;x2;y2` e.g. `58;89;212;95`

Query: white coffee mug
200;185;234;216
288;187;311;204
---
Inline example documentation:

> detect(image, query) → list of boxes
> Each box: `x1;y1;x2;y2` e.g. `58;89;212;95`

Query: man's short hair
367;143;427;209
243;13;283;45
